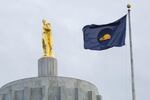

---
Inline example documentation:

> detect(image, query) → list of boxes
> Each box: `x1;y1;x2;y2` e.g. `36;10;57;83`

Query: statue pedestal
38;57;57;77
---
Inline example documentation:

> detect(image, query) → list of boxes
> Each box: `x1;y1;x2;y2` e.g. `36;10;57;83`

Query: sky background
0;0;150;100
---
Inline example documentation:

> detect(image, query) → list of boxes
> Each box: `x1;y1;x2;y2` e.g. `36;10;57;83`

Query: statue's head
42;19;46;25
42;19;51;30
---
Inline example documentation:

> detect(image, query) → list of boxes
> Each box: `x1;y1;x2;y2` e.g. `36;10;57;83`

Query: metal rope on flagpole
127;4;136;100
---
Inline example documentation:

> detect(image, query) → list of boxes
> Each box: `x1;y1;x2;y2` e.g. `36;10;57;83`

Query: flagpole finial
127;4;131;10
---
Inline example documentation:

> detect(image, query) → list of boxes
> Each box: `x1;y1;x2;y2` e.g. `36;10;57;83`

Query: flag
83;15;127;50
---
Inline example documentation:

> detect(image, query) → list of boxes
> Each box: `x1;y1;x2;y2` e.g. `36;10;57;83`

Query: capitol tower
0;20;101;100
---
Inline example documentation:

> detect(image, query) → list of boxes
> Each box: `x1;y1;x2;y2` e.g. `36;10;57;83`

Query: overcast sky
0;0;150;100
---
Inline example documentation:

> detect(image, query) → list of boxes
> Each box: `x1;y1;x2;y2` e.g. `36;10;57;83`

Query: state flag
83;15;127;50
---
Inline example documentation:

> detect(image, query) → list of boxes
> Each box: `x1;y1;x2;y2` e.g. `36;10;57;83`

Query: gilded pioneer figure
42;19;54;57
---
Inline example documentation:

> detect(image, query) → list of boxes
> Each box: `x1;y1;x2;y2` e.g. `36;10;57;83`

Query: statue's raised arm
42;19;54;57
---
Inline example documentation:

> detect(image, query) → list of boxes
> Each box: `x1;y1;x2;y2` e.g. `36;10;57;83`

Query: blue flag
83;15;127;50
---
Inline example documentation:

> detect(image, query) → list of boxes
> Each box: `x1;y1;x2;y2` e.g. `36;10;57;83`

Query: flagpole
127;4;136;100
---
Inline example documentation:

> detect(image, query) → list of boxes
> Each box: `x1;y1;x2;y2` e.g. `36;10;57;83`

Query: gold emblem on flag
99;34;111;41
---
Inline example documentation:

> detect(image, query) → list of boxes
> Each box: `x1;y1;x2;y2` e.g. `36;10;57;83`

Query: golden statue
42;19;54;57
